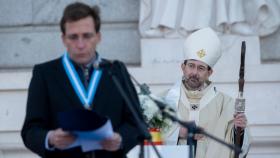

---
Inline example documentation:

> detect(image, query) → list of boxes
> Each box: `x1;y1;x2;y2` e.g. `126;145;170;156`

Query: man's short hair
60;2;101;34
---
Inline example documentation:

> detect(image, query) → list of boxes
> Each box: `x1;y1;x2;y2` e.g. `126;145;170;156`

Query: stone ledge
128;65;280;84
0;127;279;156
252;137;280;146
250;136;280;155
1;64;280;90
0;71;31;90
0;143;25;151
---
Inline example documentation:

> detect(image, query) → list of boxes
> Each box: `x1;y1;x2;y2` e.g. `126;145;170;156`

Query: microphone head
140;83;151;95
150;94;175;112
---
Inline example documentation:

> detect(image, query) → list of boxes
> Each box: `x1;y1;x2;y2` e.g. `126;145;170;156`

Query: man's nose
76;38;86;48
191;67;199;75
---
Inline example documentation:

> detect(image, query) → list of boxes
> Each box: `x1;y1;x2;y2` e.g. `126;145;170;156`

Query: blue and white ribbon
62;52;102;109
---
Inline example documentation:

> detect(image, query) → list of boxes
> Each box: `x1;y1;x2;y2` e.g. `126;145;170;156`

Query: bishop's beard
184;75;203;91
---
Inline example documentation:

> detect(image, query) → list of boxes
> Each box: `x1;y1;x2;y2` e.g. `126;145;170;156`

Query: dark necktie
83;66;90;88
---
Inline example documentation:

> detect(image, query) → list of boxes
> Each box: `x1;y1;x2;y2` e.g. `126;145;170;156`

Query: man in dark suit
21;2;142;158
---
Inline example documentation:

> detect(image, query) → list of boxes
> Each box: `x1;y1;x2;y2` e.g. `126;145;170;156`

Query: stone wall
0;0;280;158
0;0;140;68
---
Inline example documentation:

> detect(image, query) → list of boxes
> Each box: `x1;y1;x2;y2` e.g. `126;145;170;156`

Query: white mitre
183;27;222;68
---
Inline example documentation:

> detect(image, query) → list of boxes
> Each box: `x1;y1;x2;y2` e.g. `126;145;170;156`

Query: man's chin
189;87;200;91
73;58;91;65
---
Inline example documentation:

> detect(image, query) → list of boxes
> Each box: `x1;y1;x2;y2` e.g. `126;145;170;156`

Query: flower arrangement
138;94;170;131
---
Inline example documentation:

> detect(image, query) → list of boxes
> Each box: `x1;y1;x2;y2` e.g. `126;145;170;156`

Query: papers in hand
58;109;114;152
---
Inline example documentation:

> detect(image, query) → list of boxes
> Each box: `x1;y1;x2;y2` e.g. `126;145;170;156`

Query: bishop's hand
234;113;247;130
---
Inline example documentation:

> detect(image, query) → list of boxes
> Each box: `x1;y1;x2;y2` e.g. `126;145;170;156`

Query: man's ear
96;32;101;43
208;69;213;76
181;63;185;71
61;34;67;47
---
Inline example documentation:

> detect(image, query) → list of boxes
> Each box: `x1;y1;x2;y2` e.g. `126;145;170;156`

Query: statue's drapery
139;0;280;38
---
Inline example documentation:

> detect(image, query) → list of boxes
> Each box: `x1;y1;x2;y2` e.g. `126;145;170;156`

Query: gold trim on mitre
196;49;206;58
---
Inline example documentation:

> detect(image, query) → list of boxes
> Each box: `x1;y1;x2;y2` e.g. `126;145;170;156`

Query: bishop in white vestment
163;28;251;158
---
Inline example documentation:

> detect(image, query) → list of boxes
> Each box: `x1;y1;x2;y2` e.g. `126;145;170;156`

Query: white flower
138;94;173;132
139;94;159;122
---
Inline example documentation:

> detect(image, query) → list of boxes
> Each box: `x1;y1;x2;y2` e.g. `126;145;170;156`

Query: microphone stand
104;61;162;158
187;121;195;158
130;76;243;158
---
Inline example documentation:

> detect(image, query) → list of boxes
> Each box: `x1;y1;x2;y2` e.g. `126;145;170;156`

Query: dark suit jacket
21;57;142;158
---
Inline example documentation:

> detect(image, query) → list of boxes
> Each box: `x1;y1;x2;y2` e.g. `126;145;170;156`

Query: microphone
149;94;175;112
93;60;114;69
131;78;175;113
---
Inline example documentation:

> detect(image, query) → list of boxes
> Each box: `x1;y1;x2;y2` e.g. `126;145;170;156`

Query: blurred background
0;0;279;157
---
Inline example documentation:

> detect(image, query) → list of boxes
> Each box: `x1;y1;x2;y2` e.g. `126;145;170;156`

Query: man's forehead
187;59;208;67
64;17;95;33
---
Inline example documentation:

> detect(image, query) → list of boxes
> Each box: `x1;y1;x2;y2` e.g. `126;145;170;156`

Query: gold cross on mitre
196;49;206;58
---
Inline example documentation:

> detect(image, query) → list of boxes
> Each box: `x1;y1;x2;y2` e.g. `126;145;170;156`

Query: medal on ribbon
62;52;102;109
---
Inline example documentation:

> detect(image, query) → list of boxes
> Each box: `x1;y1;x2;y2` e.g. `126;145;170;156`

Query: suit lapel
55;58;83;109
